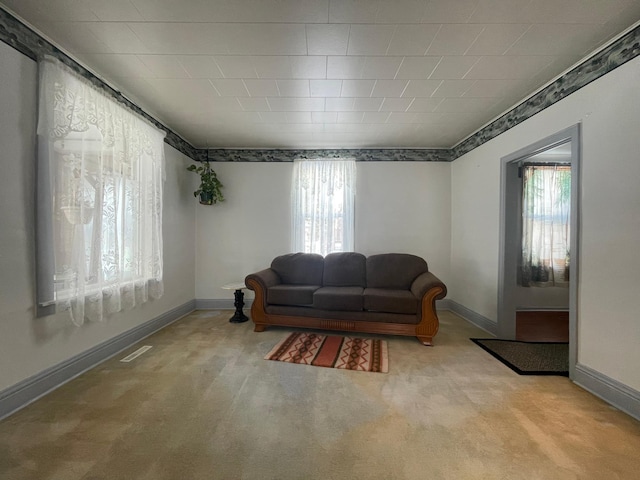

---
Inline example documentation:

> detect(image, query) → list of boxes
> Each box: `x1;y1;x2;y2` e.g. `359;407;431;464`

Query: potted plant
187;161;224;205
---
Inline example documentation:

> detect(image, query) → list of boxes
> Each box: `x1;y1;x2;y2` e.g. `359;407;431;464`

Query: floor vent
120;345;153;363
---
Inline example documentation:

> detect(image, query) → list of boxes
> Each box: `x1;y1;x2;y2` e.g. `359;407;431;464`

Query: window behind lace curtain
521;164;571;287
291;159;356;256
36;57;165;326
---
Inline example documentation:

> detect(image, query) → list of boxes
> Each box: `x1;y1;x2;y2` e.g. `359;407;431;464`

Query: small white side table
222;282;249;323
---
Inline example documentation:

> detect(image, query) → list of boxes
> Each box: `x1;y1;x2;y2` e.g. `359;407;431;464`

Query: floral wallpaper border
206;148;451;162
1;7;639;163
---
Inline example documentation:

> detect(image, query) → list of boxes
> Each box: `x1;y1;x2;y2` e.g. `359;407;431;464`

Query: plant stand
222;282;249;323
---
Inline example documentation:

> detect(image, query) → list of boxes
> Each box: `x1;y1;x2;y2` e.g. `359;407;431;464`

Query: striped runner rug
265;332;388;373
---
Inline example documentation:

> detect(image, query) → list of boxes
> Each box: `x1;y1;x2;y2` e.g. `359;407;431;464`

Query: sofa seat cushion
267;284;320;306
363;288;418;314
313;286;364;311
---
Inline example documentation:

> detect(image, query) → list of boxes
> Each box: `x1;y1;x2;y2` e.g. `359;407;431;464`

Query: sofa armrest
245;269;281;310
245;268;281;292
411;271;447;301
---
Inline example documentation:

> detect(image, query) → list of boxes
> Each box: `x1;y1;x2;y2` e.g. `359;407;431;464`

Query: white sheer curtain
521;164;571;287
291;159;356;256
37;57;165;326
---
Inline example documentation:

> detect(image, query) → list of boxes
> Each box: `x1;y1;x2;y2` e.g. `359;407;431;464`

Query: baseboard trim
0;299;196;421
196;298;254;310
445;300;498;336
573;363;640;421
516;307;570;312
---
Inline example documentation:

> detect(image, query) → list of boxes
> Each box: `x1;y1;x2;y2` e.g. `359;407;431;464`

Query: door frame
497;124;581;379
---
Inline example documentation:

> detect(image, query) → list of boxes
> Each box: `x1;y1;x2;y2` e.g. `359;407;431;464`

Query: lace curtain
36;57;166;326
521;164;571;287
291;159;356;256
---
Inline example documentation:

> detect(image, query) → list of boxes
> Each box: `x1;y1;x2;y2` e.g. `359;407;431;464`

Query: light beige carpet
0;310;639;480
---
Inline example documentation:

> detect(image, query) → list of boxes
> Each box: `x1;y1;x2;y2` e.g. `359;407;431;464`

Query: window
36;57;165;325
521;163;571;287
291;159;356;256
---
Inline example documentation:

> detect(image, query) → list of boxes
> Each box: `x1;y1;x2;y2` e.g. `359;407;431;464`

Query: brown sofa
245;252;447;345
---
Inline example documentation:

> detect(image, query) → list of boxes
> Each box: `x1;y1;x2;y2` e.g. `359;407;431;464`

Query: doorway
498;125;580;379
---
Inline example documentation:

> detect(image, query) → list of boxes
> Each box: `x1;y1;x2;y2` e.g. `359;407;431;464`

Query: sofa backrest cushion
271;253;324;285
366;253;428;289
322;252;366;287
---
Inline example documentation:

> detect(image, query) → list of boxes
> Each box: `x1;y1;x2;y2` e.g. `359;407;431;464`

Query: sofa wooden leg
417;336;433;346
254;324;266;332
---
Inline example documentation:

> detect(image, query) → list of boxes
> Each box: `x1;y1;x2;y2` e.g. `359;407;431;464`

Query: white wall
0;42;196;392
195;161;451;300
451;55;640;390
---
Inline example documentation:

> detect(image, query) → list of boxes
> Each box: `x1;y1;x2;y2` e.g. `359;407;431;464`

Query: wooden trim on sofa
246;277;444;345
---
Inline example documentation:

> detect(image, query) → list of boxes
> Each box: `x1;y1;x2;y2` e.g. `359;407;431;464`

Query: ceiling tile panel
290;56;327;79
325;98;356;111
362;112;391;123
276;80;310;97
35;22;113;54
238;97;270;111
144;78;219;102
506;24;610;56
77;53;156;79
267;97;325;111
310;80;343;97
379;98;414;111
178;56;224;79
340;79;375;97
361;57;404;79
353;97;384;111
395;56;442;79
86;23;149;54
347;25;396;55
426;25;485;55
137;55;190;78
386;112;418;123
435;97;499;113
312;112;338;123
429;56;480;79
243;79;280;97
327;56;366;79
386;25;441;56
402;80;442;97
431;79;476;97
468;0;534;23
407;98;445;112
466;24;530;55
337;112;364;123
463;79;519;97
128;23;230;55
226;24;307;55
210;79;251;97
306;24;350;55
522;0;630;24
375;0;427;23
134;0;325;24
371;80;409;97
252;56;291;78
286;112;313;123
328;0;379;24
465;56;556;79
259;112;288;123
421;0;480;23
87;0;145;21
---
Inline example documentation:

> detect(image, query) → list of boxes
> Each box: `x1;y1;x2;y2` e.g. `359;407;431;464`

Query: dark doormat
470;338;569;376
